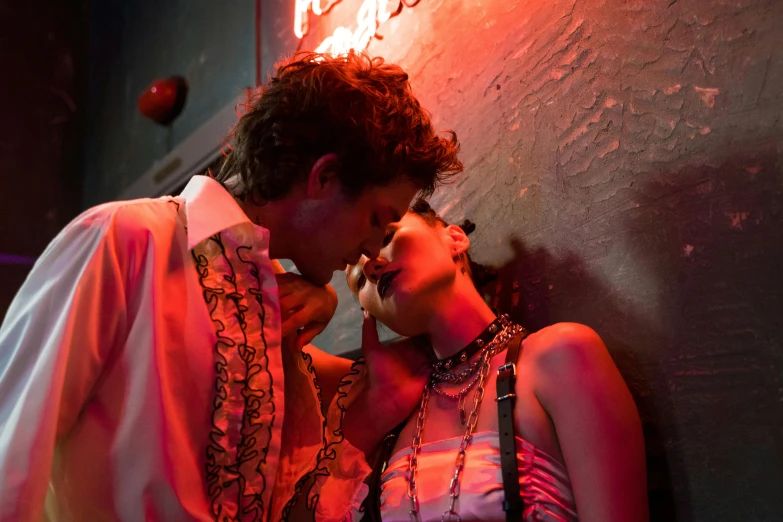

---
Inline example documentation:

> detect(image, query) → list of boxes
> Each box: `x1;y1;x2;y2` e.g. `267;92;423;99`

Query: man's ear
444;224;471;258
307;153;341;199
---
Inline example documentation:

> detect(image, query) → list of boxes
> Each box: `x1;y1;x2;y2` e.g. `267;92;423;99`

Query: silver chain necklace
407;321;523;522
431;316;513;385
430;332;518;424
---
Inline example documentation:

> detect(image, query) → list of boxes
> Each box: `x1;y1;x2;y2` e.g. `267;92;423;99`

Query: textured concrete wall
301;0;783;520
82;0;782;518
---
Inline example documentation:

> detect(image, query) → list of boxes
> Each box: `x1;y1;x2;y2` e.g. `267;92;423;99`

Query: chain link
431;356;484;384
407;383;429;520
430;370;482;400
431;315;513;384
407;321;523;522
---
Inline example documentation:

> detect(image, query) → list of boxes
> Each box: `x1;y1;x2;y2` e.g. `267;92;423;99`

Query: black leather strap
363;422;405;522
497;334;526;521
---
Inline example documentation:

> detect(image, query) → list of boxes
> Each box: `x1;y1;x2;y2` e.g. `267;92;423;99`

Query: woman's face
345;212;467;337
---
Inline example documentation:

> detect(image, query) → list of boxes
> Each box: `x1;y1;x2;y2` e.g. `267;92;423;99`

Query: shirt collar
180;175;255;251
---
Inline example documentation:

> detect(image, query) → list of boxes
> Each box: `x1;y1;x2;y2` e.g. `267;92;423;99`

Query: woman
345;201;648;522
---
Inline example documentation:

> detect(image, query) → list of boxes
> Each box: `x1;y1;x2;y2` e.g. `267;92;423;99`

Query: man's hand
275;272;338;349
342;312;433;456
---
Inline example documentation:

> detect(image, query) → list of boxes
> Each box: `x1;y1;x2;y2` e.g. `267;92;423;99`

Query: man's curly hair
215;51;463;204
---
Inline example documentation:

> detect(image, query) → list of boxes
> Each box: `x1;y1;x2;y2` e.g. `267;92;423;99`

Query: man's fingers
275;273;301;298
280;310;312;338
278;295;304;316
360;310;381;358
295;324;324;350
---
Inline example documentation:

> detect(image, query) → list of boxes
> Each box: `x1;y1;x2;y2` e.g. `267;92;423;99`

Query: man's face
289;180;420;286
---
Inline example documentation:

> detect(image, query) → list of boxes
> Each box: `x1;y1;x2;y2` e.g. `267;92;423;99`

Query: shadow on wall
338;145;783;522
488;237;684;522
485;144;783;521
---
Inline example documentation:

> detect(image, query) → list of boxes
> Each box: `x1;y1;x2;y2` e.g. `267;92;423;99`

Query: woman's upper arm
531;323;648;522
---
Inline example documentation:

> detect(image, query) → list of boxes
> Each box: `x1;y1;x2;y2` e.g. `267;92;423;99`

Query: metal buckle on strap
495;393;517;402
497;362;516;377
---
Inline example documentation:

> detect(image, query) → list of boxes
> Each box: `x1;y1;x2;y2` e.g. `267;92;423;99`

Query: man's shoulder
74;197;183;237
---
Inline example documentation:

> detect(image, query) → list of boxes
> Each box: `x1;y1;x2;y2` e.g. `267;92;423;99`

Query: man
0;51;462;521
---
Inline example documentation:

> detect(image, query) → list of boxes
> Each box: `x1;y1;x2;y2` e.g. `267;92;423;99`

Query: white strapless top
380;431;579;521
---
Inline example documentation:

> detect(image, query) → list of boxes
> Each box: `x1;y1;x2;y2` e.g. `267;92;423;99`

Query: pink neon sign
294;0;404;56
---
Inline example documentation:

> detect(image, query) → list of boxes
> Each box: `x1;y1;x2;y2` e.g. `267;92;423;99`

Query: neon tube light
294;0;403;56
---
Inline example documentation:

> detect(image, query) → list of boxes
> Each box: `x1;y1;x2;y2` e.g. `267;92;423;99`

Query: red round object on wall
137;76;188;126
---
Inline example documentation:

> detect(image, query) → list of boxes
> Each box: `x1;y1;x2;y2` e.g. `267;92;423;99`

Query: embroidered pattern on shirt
192;232;277;522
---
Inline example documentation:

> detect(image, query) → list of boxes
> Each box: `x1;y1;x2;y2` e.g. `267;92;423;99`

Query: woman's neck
425;282;498;360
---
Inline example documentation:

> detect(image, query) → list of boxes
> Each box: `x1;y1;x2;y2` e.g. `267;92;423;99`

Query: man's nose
362;242;382;260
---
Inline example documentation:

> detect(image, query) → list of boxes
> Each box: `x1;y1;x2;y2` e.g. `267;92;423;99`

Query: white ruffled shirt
0;176;371;522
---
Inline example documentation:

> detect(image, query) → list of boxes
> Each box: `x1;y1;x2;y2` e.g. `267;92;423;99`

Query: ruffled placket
191;223;284;522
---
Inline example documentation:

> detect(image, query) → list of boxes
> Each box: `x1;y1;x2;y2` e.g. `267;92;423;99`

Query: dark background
0;0;88;319
1;0;781;520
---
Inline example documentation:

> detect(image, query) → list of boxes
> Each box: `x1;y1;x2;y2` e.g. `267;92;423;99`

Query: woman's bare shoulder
521;322;607;369
518;322;618;403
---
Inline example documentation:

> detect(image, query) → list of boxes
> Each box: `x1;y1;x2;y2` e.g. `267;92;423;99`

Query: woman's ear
444;224;471;258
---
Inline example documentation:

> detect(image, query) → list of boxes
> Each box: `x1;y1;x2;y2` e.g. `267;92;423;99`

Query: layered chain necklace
407;315;524;522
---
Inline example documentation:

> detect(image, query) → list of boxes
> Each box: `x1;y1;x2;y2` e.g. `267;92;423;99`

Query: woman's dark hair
215;51;463;204
409;199;498;290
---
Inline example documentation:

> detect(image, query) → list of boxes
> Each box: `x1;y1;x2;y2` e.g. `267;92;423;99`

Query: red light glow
294;0;402;56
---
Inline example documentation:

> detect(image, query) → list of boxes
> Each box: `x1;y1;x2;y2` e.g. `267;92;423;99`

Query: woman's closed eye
356;272;367;290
